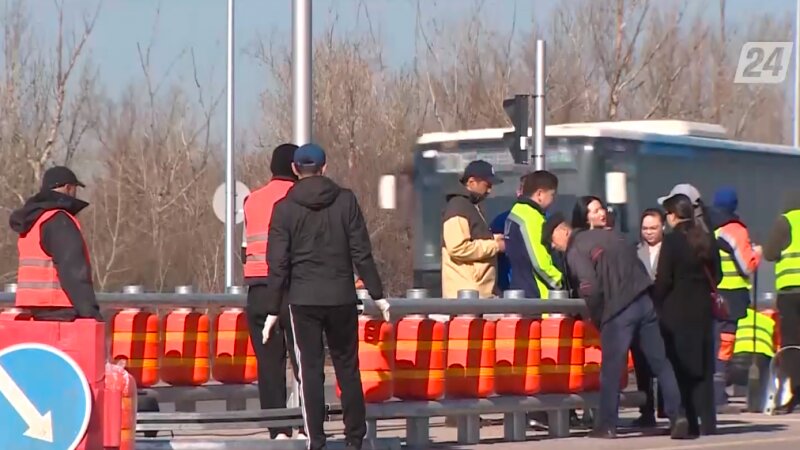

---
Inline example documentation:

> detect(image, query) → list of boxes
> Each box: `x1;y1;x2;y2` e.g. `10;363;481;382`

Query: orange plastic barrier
445;316;496;398
104;362;137;450
394;317;446;400
569;320;586;393
111;308;160;387
583;322;602;391
161;308;210;385
336;317;394;402
495;316;533;395
540;317;574;393
0;307;31;320
212;308;257;384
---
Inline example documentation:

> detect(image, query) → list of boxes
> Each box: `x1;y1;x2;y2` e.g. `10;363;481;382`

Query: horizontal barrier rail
0;291;590;317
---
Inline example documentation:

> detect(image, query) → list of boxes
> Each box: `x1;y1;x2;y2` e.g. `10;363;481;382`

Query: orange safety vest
16;209;88;308
243;179;294;279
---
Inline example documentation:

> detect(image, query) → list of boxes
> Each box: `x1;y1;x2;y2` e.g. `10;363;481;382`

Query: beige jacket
441;188;499;299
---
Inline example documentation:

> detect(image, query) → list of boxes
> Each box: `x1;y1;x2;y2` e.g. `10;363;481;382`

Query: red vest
16;209;88;308
243;179;294;278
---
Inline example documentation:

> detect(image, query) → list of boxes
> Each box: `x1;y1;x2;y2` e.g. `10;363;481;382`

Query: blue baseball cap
293;143;327;167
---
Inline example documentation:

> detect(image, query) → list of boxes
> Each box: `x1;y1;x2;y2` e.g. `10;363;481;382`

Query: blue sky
13;0;799;133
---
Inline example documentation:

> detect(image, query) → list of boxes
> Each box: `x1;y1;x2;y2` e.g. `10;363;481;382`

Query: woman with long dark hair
571;195;608;230
652;194;722;437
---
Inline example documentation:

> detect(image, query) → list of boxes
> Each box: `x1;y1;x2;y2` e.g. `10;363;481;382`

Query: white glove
261;315;279;344
374;299;390;322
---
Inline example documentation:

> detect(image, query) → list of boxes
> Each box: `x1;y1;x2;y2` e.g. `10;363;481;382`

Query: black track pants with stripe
289;303;366;450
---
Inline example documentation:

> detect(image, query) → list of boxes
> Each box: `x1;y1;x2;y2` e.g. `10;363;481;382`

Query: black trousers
662;322;716;436
246;285;303;438
289;303;366;450
777;292;800;392
631;330;664;419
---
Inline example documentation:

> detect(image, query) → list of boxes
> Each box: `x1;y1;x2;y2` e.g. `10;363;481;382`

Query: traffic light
503;94;530;164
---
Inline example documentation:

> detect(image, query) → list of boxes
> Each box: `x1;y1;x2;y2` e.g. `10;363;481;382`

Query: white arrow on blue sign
0;343;91;450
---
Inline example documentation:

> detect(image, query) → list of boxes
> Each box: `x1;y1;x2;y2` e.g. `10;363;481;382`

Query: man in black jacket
545;213;688;439
261;143;387;450
9;166;101;322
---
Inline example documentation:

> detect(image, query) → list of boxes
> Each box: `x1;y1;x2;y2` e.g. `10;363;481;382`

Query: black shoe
587;428;616;439
670;416;690;440
632;414;657;428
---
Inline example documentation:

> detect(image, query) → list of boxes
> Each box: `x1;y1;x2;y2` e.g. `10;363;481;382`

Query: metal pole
293;0;313;145
794;0;799;147
533;39;546;170
224;0;236;288
290;0;312;414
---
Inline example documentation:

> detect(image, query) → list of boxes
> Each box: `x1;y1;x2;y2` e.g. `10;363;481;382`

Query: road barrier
0;284;756;446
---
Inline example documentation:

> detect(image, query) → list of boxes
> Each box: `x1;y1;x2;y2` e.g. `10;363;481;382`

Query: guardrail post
547;408;570;438
502;289;528;442
402;288;431;448
220;285;248;411
454;289;481;444
173;286;198;413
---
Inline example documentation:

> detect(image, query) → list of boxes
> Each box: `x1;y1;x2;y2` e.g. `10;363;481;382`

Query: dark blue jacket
490;211;511;293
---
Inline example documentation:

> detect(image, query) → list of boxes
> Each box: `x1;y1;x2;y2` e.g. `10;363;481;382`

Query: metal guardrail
0;285;591;317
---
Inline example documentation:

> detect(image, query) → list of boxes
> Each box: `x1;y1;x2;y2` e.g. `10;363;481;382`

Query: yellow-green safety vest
507;203;562;299
733;309;775;357
714;228;751;290
775;210;800;290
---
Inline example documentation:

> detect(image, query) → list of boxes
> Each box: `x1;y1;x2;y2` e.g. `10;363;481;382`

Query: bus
381;120;800;299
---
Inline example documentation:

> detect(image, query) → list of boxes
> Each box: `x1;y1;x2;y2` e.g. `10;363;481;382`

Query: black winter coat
261;175;384;315
652;221;722;377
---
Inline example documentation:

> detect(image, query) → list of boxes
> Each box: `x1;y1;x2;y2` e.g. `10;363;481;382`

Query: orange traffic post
111;307;160;387
394;316;446;400
212;307;257;384
446;315;496;398
337;316;394;402
539;316;574;394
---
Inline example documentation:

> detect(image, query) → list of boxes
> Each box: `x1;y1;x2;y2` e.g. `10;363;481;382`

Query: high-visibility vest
242;179;294;279
733;308;775;358
775;210;800;290
507;202;562;300
714;227;751;290
16;209;88;308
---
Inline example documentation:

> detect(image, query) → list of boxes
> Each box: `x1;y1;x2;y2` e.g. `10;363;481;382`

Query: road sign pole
224;0;236;288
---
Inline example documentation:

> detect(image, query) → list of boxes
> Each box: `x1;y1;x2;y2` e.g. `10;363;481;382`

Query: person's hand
261;315;279;344
494;234;506;252
374;299;391;322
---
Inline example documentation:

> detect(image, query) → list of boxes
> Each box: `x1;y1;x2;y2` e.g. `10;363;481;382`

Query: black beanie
270;143;298;179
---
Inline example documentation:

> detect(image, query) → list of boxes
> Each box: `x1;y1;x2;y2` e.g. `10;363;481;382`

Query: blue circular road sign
0;343;92;450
